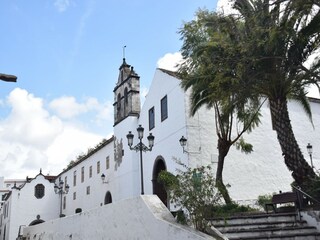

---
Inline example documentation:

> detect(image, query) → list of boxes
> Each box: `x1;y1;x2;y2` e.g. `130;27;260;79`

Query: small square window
149;107;155;130
161;95;168;121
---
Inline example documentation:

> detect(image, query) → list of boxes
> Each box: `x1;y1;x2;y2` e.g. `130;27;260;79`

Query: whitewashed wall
113;116;141;198
138;69;189;195
142;69;320;202
23;195;217;240
54;68;320;213
222;98;320;201
56;140;115;216
1;174;58;240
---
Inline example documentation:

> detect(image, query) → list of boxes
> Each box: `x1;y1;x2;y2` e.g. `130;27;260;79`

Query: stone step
208;211;320;240
228;231;320;240
209;212;297;226
214;220;307;232
223;225;318;239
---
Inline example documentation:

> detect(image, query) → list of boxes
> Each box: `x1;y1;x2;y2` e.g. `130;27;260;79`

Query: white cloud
54;0;71;12
157;52;183;71
0;88;107;179
45;125;103;174
49;96;114;127
2;88;63;149
49;96;91;118
95;101;113;123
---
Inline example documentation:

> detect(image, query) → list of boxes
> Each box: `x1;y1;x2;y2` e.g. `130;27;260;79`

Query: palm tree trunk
269;99;316;188
216;138;232;204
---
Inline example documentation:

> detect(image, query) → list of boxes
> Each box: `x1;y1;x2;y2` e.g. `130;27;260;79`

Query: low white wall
301;211;320;231
23;195;218;240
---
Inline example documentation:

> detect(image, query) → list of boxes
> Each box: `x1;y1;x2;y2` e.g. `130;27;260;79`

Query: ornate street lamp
126;125;154;195
54;180;69;217
307;143;314;168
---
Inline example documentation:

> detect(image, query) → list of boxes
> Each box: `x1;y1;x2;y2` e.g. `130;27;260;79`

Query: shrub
158;165;221;232
257;193;274;211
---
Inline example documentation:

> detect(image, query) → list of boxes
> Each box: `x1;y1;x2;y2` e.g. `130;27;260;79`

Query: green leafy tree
179;0;320;196
178;10;262;204
158;164;221;232
231;0;320;190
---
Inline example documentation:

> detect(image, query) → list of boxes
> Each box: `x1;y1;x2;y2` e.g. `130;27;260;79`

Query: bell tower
113;58;141;126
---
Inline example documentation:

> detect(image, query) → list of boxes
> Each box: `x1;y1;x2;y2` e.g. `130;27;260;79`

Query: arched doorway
104;191;112;205
29;215;45;226
152;157;168;207
75;208;82;214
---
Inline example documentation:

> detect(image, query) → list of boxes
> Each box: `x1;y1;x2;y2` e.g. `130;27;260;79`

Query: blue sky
0;0;219;178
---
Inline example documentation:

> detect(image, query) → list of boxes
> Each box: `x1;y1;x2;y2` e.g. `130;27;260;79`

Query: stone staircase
209;212;320;240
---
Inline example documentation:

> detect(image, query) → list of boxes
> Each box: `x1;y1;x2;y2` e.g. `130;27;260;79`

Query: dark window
34;184;45;199
86;186;90;195
73;171;77;186
106;156;110;170
73;192;76;200
149;107;155;130
97;161;100;174
89;166;92;178
161;95;168;121
81;166;84;183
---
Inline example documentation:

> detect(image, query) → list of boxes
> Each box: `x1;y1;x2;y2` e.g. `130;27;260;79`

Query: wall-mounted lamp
179;136;188;154
101;173;108;184
307;143;314;168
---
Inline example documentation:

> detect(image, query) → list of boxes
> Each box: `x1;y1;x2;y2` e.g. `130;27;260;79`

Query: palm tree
232;0;320;190
178;11;262;204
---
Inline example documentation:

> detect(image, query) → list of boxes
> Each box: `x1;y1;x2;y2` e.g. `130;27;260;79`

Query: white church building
0;58;319;240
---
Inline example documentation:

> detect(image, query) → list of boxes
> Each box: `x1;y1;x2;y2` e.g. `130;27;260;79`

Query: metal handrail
292;185;320;205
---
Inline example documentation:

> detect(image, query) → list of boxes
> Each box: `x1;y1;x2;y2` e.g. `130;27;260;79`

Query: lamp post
126;125;155;195
307;143;314;168
54;180;69;217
